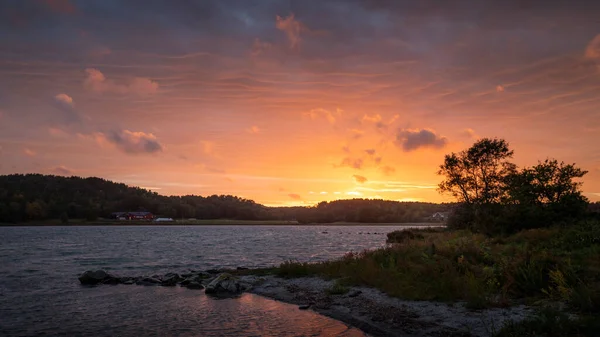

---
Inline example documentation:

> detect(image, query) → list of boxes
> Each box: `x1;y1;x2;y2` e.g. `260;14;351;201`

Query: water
0;225;412;336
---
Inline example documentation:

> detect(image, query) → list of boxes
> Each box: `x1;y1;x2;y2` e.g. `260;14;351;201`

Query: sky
1;0;600;206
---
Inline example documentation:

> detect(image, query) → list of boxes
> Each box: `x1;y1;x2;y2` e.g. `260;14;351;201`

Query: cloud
380;166;396;176
84;68;159;95
353;175;368;183
585;34;600;60
52;165;73;176
246;126;260;134
276;13;304;49
395;128;448;152
349;129;364;139
496;85;505;93
461;128;479;140
53;93;82;124
48;127;69;138
288;193;302;200
23;148;36;157
339;157;363;169
362;114;398;131
251;38;272;56
96;130;164;154
365;149;376;156
304;108;338;124
362;114;382;124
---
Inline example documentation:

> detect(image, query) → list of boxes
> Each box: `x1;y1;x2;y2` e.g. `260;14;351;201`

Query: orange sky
1;0;599;206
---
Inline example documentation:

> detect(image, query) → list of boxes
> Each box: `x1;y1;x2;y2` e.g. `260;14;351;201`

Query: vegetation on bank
268;138;600;336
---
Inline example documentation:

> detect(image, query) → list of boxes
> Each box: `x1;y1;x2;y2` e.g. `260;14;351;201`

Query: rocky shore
78;269;532;337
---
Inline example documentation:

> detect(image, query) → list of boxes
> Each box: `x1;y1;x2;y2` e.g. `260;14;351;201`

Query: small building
127;211;154;220
431;212;449;222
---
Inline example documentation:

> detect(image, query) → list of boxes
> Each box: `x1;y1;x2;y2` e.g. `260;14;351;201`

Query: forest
0;174;450;224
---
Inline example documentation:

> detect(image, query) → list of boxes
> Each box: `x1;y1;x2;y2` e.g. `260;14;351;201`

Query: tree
506;159;588;222
438;138;516;205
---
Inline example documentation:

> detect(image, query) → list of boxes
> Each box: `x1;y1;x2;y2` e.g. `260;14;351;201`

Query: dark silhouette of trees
0;174;452;224
438;139;590;234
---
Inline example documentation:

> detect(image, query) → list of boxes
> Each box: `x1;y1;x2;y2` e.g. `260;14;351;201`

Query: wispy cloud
246;126;260;134
276;13;304;49
585;34;600;60
288;193;302;200
23;148;36;157
84;68;158;95
51;165;73;176
353;174;368;183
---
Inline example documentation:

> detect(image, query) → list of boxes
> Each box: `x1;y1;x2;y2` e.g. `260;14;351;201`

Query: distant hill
0;174;452;224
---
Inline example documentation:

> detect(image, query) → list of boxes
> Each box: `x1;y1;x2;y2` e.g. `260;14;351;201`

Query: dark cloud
395;128;447;151
99;129;164;155
353;174;368;183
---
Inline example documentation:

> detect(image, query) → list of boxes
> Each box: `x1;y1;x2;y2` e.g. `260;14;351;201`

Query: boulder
79;270;112;285
204;273;247;295
186;281;204;290
136;277;162;286
161;273;182;286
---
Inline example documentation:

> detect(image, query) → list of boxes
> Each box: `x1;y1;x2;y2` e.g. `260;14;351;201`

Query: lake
0;225;416;336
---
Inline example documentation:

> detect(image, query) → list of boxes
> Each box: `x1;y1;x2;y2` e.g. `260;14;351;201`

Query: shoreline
1;221;445;227
77;269;532;337
245;275;531;337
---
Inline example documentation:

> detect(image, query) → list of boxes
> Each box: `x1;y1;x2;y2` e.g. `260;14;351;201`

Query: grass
270;221;600;313
493;307;600;337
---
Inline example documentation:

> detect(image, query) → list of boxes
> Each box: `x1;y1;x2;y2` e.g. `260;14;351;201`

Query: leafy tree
438;138;516;205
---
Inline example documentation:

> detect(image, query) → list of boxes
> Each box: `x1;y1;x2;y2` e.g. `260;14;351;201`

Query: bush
494;308;600;337
386;230;424;243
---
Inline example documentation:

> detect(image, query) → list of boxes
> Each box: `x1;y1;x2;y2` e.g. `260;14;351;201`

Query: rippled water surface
0;225;413;336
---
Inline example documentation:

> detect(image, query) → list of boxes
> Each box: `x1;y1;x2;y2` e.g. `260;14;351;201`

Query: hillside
0;174;450;223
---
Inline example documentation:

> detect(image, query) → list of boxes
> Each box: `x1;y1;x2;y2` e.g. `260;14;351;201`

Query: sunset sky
1;0;600;206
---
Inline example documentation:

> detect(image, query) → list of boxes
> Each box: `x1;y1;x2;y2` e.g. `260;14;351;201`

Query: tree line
0;174;450;223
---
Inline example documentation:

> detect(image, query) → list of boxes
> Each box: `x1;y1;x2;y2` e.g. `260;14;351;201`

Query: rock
205;273;246;295
206;269;221;274
136;277;162;286
101;276;121;285
186;281;204;290
119;276;134;284
348;290;362;298
79;270;112;285
161;277;178;287
299;304;311;310
180;278;193;286
236;267;249;271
